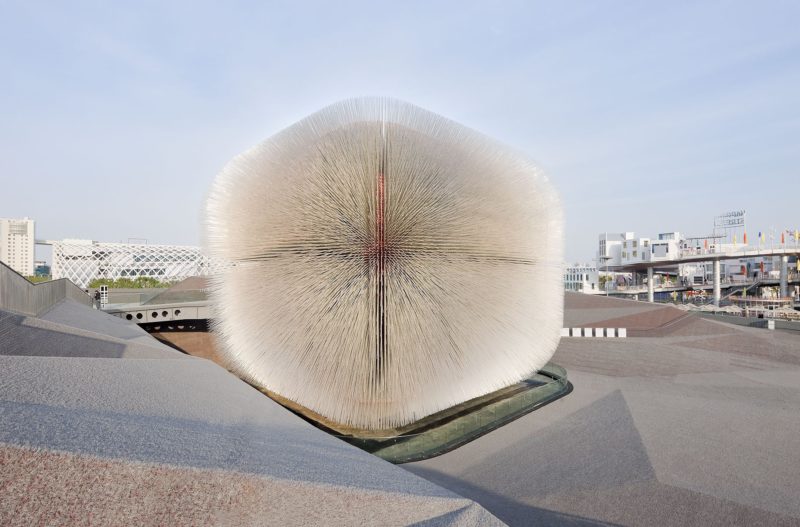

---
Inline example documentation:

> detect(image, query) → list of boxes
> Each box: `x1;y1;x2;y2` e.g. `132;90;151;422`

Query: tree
25;275;51;284
87;277;174;289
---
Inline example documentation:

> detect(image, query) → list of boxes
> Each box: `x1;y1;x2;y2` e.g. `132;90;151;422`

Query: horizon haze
2;1;799;263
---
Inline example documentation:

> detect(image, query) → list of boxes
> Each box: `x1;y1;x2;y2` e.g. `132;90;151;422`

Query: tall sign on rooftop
713;210;746;240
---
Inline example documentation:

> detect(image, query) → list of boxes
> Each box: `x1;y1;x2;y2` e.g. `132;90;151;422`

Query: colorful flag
743;232;748;244
781;232;785;244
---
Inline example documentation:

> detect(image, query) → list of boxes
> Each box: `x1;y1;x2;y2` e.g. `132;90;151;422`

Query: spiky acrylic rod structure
206;98;563;430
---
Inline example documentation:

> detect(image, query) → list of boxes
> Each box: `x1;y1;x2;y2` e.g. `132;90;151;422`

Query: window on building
633;241;638;248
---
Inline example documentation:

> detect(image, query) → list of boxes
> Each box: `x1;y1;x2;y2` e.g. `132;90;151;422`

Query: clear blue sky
2;1;798;263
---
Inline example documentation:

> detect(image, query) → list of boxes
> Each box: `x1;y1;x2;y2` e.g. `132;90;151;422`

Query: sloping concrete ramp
0;300;502;526
406;294;800;526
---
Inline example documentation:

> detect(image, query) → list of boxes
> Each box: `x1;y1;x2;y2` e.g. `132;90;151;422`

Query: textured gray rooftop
0;299;500;526
4;287;800;526
404;292;800;526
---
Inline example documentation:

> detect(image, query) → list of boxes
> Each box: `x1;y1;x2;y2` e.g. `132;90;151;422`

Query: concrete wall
0;261;91;316
106;302;209;324
87;288;167;305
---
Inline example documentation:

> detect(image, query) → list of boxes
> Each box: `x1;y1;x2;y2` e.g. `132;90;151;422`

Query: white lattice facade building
50;239;226;288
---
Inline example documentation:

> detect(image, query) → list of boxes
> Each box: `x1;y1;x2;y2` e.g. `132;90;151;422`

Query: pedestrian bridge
607;246;800;306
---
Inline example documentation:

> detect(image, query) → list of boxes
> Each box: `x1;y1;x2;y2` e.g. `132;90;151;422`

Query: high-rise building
0;217;35;276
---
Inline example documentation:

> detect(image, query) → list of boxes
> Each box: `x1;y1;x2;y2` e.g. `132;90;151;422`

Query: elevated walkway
606;244;799;306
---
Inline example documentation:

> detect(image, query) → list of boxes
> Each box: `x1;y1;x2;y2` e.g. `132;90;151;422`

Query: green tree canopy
88;277;174;289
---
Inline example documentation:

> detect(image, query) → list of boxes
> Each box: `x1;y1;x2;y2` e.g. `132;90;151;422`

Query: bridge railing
679;244;800;259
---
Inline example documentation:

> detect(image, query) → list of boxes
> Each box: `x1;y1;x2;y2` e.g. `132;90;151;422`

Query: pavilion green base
331;362;572;464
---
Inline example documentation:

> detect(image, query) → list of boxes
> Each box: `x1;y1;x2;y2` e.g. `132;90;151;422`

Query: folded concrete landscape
406;294;800;525
3;5;799;526
0;295;501;526
2;274;799;526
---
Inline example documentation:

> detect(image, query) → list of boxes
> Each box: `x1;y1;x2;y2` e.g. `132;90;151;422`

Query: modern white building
48;239;225;288
564;263;600;294
597;230;792;290
597;231;682;268
0;217;35;276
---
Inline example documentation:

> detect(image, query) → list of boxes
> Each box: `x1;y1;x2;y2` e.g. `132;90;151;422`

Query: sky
1;1;798;263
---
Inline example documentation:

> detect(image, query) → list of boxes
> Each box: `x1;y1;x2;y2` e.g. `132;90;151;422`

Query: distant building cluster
49;239;225;288
586;228;800;301
0;217;34;276
563;264;599;294
598;231;683;267
0;216;227;288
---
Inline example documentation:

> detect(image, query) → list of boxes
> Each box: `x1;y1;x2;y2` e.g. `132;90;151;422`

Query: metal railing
0;262;91;316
